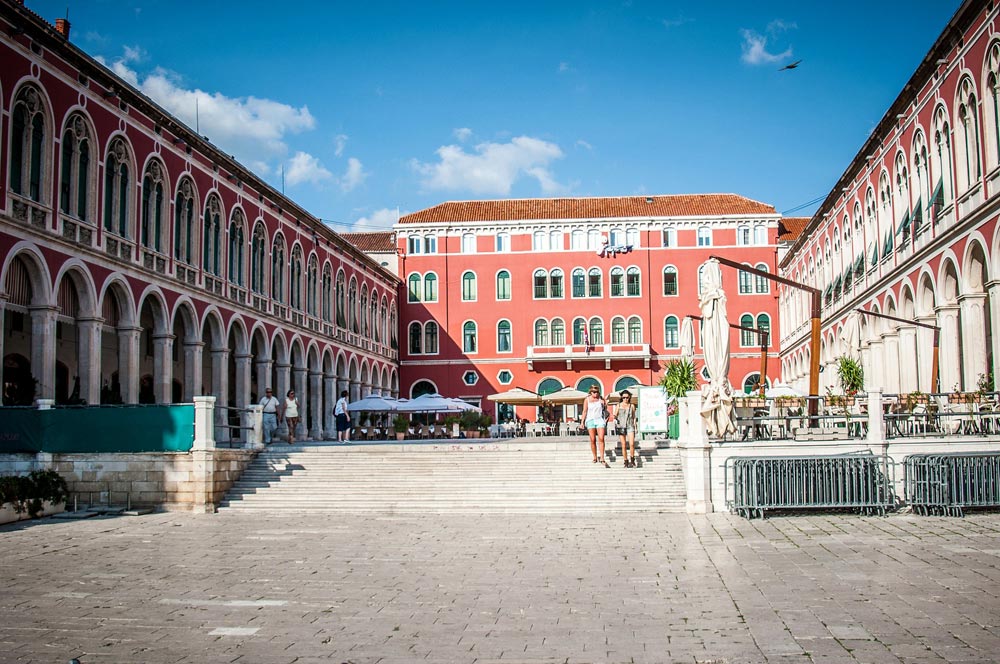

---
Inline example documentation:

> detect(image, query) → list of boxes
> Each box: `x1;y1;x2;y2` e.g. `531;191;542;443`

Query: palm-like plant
660;358;698;398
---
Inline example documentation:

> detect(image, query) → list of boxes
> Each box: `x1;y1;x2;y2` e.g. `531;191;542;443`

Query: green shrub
0;470;69;517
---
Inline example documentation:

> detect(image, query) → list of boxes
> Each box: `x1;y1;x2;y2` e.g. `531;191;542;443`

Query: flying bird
779;60;803;71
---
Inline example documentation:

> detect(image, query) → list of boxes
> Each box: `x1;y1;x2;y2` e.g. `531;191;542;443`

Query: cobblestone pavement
2;512;1000;664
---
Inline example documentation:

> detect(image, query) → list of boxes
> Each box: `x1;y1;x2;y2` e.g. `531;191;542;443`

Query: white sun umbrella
541;386;589;405
679;316;695;361
839;311;861;359
698;259;736;438
764;383;805;399
487;387;544;405
395;393;458;413
346;395;399;412
446;398;482;412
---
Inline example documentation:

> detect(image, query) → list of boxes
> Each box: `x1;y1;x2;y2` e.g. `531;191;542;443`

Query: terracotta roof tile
778;217;809;243
339;231;397;252
398;194;776;224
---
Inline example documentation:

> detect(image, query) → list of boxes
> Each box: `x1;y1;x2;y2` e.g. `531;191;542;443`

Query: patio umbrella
698;259;737;438
679;316;695;361
607;385;652;404
839;311;861;359
446;398;482;412
541;386;589;405
346;395;399;412
764;383;805;399
396;393;462;413
487;387;543;405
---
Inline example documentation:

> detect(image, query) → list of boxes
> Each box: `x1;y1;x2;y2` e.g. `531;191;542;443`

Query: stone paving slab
1;512;1000;663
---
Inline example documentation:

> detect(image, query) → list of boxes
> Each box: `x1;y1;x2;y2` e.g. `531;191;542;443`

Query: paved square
2;512;1000;663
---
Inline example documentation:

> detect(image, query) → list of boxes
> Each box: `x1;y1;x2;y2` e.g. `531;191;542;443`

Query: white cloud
662;16;693;29
285;151;333;186
558;61;571;73
99;49;316;175
575;139;593;150
333;134;348;157
740;28;793;65
340;157;367;192
411;136;566;195
453;127;473;142
350;207;403;232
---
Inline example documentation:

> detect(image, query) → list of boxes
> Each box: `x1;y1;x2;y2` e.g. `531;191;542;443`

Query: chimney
55;18;70;40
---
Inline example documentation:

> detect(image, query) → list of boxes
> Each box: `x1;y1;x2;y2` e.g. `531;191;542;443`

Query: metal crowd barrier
727;454;896;519
904;452;1000;516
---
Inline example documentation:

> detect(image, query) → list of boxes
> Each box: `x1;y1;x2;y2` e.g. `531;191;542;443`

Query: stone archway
52;266;99;404
201;311;228;440
962;241;991;390
2;251;53;403
137;290;170;403
172;301;201;402
939;259;963;391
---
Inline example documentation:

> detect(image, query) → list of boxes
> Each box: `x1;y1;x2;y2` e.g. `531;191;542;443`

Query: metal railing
726;453;896;518
904;452;1000;516
723;395;869;442
881;392;1000;439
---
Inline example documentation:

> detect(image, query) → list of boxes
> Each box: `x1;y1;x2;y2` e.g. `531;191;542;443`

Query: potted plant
903;390;928;411
836;355;864;399
460;410;481;439
443;415;461;438
478;413;494;436
659;358;698;439
392;414;409;441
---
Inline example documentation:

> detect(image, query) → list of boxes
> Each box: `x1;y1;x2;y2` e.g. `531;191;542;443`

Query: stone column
916;315;937;393
882;330;900;394
191;396;217;514
76;317;103;405
866;389;885;447
255;358;273;395
936;304;962;392
859;343;872;395
323;374;336;434
117;325;142;404
293;367;308;440
897;325;918;393
233;353;252;409
28;306;58;401
0;299;6;381
211;348;230;442
676;389;713;514
958;292;989;390
309;370;324;440
988;280;1000;386
274;362;291;440
182;341;203;401
152;333;175;404
868;338;885;393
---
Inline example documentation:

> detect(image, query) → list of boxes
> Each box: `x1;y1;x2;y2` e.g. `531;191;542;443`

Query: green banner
0;405;194;453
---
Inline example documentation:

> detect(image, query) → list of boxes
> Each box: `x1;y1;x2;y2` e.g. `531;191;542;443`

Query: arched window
461;271;477;301
572;317;587;344
321;265;332;322
549;268;564;298
663;266;678;296
348;278;358;332
576;377;600;394
407;273;421;302
141;161;166;252
611;316;626;343
626;228;639;247
912;132;930;237
587;268;602;297
496;270;511;300
737;225;750;245
697;264;707;294
370;296;379;341
551;318;565;345
933;105;954;209
571;229;586;250
425;321;439;354
497;320;511;352
288;245;302;308
756;313;771;347
754;263;769;293
539;378;563;396
250;224;267;294
662;227;676;247
423;273;438;302
628;316;642;343
587;228;601;250
534;269;548;298
610;266;625;297
740;314;755;347
532;230;548;251
626;267;641;296
463;321;477;353
202;195;222;275
609;227;625;246
738;265;752;294
697;226;712;246
408;322;422;354
534;319;549;346
496;232;510;252
360;288;369;336
9;85;47;203
588;317;603;344
461;233;476;253
172;178;196;264
753;225;767;245
336;271;346;326
389;306;397;349
227;209;245;286
306;255;318;316
956;77;982;192
407;235;423;254
550;230;562;250
271;235;286;303
104;138;131;236
664;316;679;348
424;235;437;253
986;41;1000;171
571;268;586;297
59;113;92;221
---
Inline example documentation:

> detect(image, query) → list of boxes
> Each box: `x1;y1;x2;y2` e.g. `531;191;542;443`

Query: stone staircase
217;439;687;514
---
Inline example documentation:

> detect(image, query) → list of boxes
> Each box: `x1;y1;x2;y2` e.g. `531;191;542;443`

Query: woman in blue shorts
582;386;609;467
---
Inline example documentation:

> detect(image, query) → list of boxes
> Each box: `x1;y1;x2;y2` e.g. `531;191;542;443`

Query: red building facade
396;196;783;422
0;1;399;441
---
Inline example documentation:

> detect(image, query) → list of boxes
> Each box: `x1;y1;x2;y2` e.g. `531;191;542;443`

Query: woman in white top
581;386;609;467
281;389;300;445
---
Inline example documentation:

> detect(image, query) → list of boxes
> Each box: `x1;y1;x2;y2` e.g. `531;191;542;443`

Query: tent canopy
346;395;398;412
487;387;543;405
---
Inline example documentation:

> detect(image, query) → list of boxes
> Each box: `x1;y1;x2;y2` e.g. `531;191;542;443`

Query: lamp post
855;307;940;393
710;255;822;418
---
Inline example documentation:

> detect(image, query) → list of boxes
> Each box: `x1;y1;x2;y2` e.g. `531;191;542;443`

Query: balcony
526;343;651;370
10;194;49;230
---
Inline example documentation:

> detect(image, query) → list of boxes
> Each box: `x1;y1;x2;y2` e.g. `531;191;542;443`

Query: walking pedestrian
259;388;280;445
280;389;300;445
613;390;638;468
582;386;609;467
334;390;351;442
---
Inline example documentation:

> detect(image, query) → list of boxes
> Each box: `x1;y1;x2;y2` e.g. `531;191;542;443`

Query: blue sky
32;1;961;232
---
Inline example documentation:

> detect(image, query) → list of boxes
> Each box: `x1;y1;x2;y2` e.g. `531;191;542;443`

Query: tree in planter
460;410;481;437
392;414;410;439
